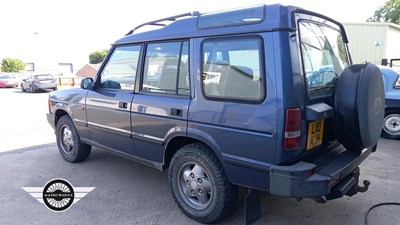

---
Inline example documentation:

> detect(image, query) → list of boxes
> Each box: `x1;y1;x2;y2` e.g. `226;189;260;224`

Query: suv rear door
188;35;277;188
130;41;191;163
296;15;350;155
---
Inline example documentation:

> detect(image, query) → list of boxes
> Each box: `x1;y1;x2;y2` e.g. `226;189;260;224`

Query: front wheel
56;115;91;162
169;143;238;224
382;109;400;140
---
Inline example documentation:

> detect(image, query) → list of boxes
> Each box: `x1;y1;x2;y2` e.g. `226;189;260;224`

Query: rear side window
299;20;349;96
99;45;141;90
202;37;264;103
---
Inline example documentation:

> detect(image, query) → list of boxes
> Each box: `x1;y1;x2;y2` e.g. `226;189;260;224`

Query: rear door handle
171;108;183;117
119;102;128;109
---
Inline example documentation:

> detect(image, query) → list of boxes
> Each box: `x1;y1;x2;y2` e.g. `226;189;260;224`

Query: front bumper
269;144;372;198
46;113;56;132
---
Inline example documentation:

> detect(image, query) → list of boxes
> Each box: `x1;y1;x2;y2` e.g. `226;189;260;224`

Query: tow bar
325;167;370;200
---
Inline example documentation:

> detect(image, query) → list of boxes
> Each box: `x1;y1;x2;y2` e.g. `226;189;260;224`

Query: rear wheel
382;109;400;140
56;115;91;162
169;143;238;224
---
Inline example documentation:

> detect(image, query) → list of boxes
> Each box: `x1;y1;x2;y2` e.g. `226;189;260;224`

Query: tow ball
356;180;370;193
347;168;370;196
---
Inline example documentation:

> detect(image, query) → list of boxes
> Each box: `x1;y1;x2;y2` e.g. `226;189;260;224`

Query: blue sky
0;0;388;65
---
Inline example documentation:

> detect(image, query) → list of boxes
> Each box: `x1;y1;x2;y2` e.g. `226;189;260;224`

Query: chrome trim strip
87;122;131;135
87;121;164;142
131;132;164;142
74;118;87;125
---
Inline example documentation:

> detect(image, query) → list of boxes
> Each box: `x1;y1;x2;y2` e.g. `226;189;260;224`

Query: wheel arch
163;128;222;170
54;109;70;126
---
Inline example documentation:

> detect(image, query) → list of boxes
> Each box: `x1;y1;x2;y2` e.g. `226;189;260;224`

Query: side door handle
171;108;183;117
119;102;128;109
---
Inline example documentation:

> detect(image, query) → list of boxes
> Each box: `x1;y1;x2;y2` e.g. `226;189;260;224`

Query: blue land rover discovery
47;4;384;224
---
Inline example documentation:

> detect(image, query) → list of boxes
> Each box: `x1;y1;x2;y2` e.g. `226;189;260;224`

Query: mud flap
244;189;261;225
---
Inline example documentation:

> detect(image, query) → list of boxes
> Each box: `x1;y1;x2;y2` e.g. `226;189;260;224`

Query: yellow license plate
306;120;324;150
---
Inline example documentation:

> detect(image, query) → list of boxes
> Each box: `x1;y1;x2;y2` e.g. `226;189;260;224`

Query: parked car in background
21;74;57;92
0;74;19;88
379;66;400;139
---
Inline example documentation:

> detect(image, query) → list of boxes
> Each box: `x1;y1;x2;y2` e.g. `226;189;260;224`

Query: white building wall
344;23;387;65
0;32;87;76
386;26;400;62
344;22;400;65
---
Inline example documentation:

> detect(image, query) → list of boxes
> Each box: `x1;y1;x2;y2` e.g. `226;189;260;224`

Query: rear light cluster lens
284;108;301;149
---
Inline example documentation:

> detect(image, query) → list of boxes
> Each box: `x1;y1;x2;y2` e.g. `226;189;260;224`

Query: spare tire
334;63;384;151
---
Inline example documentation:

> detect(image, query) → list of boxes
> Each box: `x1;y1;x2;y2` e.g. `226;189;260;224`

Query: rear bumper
0;82;17;87
269;144;372;198
33;83;57;90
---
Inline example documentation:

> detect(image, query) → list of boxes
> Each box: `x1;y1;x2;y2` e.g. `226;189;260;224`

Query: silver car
21;74;58;92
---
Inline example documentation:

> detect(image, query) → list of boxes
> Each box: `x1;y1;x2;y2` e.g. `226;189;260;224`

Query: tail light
284;108;301;149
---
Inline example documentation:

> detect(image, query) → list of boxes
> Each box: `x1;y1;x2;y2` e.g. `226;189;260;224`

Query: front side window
202;37;264;102
299;20;349;96
142;41;189;96
99;45;141;90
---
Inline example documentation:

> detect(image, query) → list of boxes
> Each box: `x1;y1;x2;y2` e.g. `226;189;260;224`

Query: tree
368;0;400;24
89;49;109;64
1;58;26;72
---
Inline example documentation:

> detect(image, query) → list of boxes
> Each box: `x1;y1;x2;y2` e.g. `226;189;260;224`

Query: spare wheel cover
334;63;384;150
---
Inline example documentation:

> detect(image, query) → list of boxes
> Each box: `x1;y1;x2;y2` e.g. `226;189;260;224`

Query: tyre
56;115;91;162
335;63;385;150
382;109;400;140
169;143;238;224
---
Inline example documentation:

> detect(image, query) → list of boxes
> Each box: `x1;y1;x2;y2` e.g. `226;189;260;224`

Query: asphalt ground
0;87;399;225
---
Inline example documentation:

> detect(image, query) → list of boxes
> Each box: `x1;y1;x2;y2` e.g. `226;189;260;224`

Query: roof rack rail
125;11;200;36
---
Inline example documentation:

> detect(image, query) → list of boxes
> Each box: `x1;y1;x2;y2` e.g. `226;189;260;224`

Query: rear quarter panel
187;34;280;190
